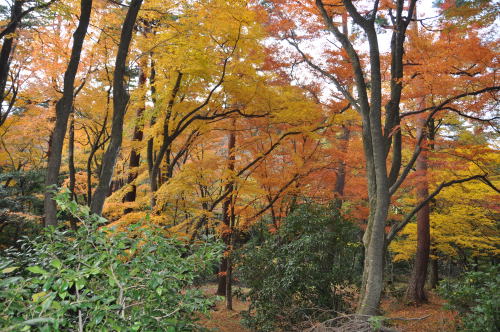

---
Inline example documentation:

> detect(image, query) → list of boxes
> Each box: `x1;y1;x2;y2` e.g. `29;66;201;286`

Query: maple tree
0;0;498;327
260;0;499;314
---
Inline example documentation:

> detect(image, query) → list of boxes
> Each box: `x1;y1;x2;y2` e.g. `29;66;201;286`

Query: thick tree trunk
90;0;143;216
429;256;438;289
44;0;93;226
216;257;228;296
226;252;233;310
405;170;430;302
405;117;430;304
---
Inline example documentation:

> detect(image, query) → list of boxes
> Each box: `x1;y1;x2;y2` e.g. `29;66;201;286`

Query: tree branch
386;174;499;243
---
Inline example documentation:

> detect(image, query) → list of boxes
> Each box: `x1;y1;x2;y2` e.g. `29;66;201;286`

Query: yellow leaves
390;149;500;262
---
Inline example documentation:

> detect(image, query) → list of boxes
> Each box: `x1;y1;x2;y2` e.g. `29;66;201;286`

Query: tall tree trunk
333;13;350;209
405;10;431;304
333;124;350;210
44;0;93;226
405;119;429;304
217;118;236;298
122;58;147;209
226;163;236;310
146;55;156;183
0;0;22;127
90;0;143;216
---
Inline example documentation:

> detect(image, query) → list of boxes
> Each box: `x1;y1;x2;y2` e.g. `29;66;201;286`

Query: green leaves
438;266;500;332
237;203;362;332
0;191;223;331
26;266;48;275
50;259;62;270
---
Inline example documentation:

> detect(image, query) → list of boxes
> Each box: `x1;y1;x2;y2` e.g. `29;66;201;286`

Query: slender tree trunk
226;238;234;310
68;112;76;201
217;119;236;298
226;180;236;310
44;0;93;226
146;55;156;183
0;0;22;127
90;0;143;216
333;13;350;210
333;124;350;209
68;112;79;230
122;59;147;209
149;72;182;208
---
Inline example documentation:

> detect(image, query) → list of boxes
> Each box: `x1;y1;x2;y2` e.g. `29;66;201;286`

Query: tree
0;0;57;128
44;0;93;226
90;0;144;216
264;0;499;315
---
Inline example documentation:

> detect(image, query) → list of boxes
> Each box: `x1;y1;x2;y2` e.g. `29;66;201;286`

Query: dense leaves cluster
236;203;362;331
0;191;223;331
438;265;499;332
0;170;45;248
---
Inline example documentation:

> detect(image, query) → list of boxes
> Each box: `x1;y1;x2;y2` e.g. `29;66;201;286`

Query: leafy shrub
0;190;223;331
0;170;45;248
438;265;499;332
0;170;45;214
236;203;362;332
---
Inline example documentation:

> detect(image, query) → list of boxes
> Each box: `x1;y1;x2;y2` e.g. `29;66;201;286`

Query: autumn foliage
0;0;498;330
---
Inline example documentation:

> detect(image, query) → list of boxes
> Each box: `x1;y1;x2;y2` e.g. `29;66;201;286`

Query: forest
0;0;498;331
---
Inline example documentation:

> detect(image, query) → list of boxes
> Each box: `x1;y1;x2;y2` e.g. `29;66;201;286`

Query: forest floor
197;283;251;332
197;284;458;332
381;292;458;332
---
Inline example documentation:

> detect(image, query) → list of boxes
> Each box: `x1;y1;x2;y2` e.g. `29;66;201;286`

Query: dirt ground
197;284;251;332
381;292;459;332
197;285;458;332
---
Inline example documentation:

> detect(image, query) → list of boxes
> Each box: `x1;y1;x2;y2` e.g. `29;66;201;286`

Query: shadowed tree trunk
90;0;143;216
68;111;76;201
429;254;439;289
44;0;93;226
0;0;22;128
122;57;147;210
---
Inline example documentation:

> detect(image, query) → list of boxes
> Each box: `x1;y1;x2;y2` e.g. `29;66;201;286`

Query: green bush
0;170;45;248
236;203;362;332
438;265;499;332
0;190;223;331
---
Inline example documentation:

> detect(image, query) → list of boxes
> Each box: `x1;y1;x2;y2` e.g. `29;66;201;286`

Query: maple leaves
0;0;498;318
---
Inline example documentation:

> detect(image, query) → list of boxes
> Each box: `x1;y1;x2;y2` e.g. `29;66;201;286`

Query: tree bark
68;112;76;201
429;255;438;289
90;0;143;216
0;0;22;127
122;58;147;209
44;0;93;226
405;120;430;304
